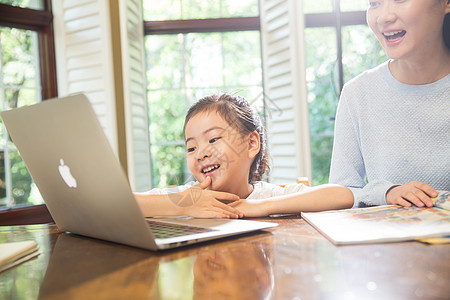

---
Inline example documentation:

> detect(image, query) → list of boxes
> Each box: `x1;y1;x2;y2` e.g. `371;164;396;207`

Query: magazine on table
302;190;450;245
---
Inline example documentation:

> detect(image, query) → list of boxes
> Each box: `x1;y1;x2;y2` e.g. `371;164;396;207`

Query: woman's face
367;0;450;61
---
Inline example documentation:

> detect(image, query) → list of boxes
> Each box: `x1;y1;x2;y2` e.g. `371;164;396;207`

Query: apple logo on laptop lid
58;159;77;188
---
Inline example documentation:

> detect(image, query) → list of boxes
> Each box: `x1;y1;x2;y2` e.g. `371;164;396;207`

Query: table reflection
36;232;275;300
38;234;160;299
193;241;274;299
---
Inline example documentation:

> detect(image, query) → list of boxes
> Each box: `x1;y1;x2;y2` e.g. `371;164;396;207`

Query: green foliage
303;0;369;13
0;26;42;207
0;0;42;10
142;0;258;21
145;31;262;187
147;90;186;187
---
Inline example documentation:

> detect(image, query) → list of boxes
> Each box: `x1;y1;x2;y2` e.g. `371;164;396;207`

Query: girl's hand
179;177;243;219
386;181;437;208
233;199;269;218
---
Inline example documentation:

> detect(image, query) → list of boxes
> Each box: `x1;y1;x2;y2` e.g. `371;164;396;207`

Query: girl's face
184;110;258;195
367;0;450;61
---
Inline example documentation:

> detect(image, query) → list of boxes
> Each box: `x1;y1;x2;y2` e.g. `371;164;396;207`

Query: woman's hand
386;181;437;208
178;177;244;219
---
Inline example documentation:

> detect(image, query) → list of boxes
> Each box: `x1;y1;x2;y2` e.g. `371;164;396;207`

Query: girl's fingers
200;176;212;189
214;201;243;218
213;207;240;219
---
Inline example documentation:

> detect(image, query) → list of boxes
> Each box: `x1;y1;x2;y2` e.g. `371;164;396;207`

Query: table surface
1;216;449;300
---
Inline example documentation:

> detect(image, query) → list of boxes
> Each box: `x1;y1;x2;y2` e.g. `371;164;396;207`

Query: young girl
135;93;353;218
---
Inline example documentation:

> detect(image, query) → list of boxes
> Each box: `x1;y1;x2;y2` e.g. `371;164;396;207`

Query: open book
302;190;450;245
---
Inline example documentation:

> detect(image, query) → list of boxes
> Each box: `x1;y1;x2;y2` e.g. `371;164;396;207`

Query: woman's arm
329;90;395;207
135;177;243;219
235;184;354;217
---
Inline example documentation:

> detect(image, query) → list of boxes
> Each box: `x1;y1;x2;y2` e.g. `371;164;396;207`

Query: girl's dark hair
184;92;270;183
444;13;450;50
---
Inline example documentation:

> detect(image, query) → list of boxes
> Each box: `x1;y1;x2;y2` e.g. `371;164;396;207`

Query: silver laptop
1;94;277;250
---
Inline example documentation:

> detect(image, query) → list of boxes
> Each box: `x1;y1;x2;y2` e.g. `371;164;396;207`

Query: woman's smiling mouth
383;30;406;42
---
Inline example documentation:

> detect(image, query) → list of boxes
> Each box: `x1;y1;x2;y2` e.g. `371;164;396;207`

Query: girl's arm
134;177;243;219
235;184;353;217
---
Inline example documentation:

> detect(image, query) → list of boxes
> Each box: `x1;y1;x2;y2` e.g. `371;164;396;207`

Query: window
144;0;387;187
304;0;387;184
0;0;57;212
143;0;262;187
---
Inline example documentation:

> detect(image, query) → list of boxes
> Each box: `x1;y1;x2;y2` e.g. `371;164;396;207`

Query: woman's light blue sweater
329;61;450;207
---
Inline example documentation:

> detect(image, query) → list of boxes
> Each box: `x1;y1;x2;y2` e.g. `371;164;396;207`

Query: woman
329;0;450;208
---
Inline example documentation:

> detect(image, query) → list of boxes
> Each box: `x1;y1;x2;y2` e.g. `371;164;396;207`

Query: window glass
342;25;387;83
143;0;259;21
143;0;181;21
303;0;333;14
305;27;338;185
187;33;224;88
145;31;262;187
146;35;183;90
0;0;43;10
220;0;259;18
340;0;369;12
0;27;43;208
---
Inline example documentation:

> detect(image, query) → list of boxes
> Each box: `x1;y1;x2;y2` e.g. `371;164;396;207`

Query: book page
302;205;450;245
433;190;450;211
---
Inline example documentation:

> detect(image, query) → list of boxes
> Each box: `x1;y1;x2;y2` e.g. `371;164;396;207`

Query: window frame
305;10;366;93
144;17;260;35
0;1;57;224
144;15;262;187
144;4;368;186
0;1;57;100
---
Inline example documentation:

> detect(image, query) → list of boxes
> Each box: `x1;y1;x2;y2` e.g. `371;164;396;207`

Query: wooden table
1;216;449;300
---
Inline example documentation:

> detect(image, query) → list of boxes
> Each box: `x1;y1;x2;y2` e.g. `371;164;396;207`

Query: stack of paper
0;240;40;272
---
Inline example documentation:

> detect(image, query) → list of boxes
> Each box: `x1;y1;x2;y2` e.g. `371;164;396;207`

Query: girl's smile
201;163;221;176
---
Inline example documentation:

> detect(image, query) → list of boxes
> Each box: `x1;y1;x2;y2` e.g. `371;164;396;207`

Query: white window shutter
259;0;312;184
52;0;152;191
118;0;152;191
52;0;118;153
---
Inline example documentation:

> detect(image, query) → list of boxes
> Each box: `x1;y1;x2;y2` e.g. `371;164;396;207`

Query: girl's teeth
203;165;219;173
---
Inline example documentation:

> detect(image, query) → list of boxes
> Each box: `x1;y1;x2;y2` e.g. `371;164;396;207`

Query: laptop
1;94;277;250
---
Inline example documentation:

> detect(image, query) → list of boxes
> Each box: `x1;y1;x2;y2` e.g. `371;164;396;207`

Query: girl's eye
209;137;221;143
187;147;196;153
368;1;379;7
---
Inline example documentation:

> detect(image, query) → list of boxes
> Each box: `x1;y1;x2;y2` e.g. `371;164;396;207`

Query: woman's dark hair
444;13;450;49
184;92;270;183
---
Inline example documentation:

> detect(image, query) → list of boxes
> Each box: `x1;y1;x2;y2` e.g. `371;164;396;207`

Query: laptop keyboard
147;220;214;239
